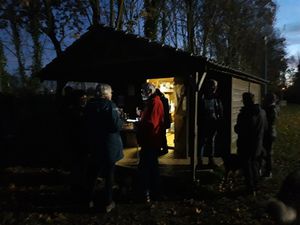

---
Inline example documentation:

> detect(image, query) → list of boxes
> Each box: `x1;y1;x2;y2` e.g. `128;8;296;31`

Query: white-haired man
84;83;123;213
137;82;164;202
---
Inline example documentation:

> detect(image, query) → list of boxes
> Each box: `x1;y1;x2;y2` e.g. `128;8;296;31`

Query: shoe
263;172;272;180
245;187;257;197
159;148;168;157
196;160;203;170
145;190;151;203
89;200;94;208
208;158;218;168
105;201;116;213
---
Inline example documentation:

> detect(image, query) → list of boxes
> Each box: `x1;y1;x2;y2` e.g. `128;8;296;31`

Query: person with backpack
155;88;171;156
197;79;223;168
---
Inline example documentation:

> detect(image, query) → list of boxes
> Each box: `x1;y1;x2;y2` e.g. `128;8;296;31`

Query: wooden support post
55;80;67;109
56;80;67;97
191;71;206;182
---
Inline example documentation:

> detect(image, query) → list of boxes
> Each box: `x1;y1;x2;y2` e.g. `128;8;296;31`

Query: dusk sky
2;1;300;74
275;0;300;58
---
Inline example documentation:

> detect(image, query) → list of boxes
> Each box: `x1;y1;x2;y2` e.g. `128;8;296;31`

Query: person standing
197;79;223;168
155;88;171;156
84;83;123;213
137;83;164;202
262;93;279;179
234;92;267;196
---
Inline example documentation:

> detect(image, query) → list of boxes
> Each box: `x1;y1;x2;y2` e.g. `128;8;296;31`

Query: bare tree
116;0;124;30
2;1;27;85
23;1;43;75
0;41;6;91
123;0;143;33
185;0;195;53
143;0;161;40
109;0;115;27
160;0;167;43
89;0;101;25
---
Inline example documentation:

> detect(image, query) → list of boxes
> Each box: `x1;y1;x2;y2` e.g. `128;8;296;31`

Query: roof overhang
37;24;267;85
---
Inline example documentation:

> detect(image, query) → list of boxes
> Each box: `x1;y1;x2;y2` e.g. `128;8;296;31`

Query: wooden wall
174;78;188;158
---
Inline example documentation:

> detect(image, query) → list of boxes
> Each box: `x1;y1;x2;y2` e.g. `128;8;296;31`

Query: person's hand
116;107;123;116
136;107;142;117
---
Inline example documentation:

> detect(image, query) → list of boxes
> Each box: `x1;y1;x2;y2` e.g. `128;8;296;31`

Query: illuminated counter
121;119;139;148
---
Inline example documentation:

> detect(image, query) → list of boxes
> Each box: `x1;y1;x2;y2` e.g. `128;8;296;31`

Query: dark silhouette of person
262;93;279;179
84;83;123;213
234;92;267;196
60;86;78;168
155;88;171;156
69;89;88;192
136;83;164;202
197;79;223;168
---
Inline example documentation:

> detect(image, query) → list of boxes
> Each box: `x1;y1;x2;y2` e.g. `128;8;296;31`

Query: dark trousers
161;129;168;152
70;149;88;189
264;138;274;175
138;147;160;197
86;159;115;205
198;126;217;162
242;156;259;191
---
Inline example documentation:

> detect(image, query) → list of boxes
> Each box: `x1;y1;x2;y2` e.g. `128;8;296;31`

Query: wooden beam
191;71;206;182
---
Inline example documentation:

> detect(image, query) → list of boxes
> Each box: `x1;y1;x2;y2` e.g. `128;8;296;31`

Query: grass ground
0;104;300;225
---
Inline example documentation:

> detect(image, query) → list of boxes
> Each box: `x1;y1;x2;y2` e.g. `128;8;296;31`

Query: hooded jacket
234;104;267;158
85;97;123;163
137;94;164;149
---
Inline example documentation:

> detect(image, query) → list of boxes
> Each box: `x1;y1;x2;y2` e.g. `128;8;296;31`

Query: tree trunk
31;32;42;75
42;0;62;57
0;41;6;92
89;0;101;25
49;32;62;57
10;20;26;84
116;0;124;30
144;0;160;41
185;0;194;53
171;0;178;48
160;0;167;43
110;0;115;27
27;1;43;75
201;28;208;57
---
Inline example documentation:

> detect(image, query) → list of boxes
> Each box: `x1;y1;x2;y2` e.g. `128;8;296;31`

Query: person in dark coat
137;83;164;202
197;79;223;168
69;90;88;192
234;92;267;195
262;93;279;178
155;88;171;156
60;86;76;168
84;83;123;213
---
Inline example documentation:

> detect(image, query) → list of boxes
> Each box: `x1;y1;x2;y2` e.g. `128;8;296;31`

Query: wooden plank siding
250;82;262;103
231;78;261;153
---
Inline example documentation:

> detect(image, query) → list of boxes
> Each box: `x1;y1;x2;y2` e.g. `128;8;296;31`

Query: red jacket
138;94;164;148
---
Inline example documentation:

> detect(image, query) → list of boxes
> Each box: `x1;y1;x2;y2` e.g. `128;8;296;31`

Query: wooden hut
37;24;266;180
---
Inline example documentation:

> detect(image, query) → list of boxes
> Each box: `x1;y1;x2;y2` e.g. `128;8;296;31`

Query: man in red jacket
137;83;164;202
